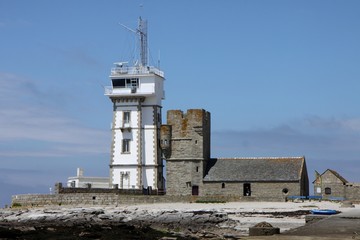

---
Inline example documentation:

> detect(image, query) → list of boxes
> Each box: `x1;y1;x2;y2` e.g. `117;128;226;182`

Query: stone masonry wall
319;171;346;199
202;182;300;202
166;109;210;160
11;193;195;207
165;109;210;196
345;185;360;200
166;160;203;196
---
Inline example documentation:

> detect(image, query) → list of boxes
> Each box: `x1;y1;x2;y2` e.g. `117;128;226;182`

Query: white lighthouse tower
105;17;165;192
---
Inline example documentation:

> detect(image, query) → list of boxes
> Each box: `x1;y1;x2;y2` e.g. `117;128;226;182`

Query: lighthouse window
122;139;130;153
112;79;126;88
112;78;139;89
123;111;130;124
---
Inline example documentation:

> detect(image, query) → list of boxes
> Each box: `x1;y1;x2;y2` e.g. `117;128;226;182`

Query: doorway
192;186;199;196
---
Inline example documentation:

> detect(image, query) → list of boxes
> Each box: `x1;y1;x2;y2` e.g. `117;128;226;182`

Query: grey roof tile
203;157;305;182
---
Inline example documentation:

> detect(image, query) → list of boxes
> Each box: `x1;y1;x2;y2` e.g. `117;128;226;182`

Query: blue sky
1;0;360;206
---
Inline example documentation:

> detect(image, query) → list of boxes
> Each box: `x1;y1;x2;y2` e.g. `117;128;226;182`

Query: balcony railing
111;66;164;78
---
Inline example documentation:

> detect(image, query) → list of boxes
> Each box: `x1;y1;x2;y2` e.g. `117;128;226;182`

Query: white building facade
105;65;165;191
105;18;165;191
67;168;110;188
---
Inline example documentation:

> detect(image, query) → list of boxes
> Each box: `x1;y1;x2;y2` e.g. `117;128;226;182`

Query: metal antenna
138;17;148;66
120;17;148;66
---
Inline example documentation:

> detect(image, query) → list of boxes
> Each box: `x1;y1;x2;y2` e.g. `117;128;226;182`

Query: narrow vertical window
222;183;225;188
122;139;130;153
196;166;199;172
123;111;130;124
243;183;251;196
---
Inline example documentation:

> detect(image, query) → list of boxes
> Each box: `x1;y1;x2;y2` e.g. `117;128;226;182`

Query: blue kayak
311;209;338;215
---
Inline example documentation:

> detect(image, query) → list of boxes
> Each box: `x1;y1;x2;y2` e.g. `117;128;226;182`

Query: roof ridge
216;156;304;160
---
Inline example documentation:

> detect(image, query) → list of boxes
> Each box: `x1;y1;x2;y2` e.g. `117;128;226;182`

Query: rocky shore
0;202;344;239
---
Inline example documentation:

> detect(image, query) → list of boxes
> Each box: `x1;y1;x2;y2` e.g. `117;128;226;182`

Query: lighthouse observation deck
110;64;164;78
104;64;165;99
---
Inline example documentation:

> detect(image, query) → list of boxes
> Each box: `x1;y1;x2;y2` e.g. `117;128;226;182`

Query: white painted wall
112;167;138;189
108;72;164;190
144;168;155;188
143;129;155;165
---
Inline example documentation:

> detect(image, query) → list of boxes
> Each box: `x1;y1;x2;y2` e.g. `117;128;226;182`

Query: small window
122;139;130;153
112;79;126;88
282;188;289;194
123;111;130;124
325;187;331;195
112;78;139;89
196;166;199;172
222;183;225;189
127;78;138;88
195;140;198;144
243;183;251;196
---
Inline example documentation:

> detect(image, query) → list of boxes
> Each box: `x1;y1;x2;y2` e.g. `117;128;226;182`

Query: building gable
320;169;348;184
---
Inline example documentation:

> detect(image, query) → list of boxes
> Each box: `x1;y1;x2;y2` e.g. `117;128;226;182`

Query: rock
249;221;280;236
253;221;273;228
79;231;101;238
223;233;242;239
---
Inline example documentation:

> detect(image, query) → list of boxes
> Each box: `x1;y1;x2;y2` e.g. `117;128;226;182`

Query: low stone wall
12;193;194;207
11;182;289;207
55;183;160;195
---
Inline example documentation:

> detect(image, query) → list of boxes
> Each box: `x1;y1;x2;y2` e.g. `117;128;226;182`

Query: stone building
161;109;309;201
313;169;360;200
203;157;308;201
161;109;211;196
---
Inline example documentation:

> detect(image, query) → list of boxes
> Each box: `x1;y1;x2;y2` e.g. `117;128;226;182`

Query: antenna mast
138;17;148;66
120;17;148;67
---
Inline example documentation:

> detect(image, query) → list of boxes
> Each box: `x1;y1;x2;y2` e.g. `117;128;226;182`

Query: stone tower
105;18;165;191
161;109;211;196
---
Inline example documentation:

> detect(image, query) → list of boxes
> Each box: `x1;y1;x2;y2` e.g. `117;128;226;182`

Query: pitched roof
203;157;305;182
325;169;348;183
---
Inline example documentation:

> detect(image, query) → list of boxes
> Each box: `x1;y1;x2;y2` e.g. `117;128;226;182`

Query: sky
1;0;360;206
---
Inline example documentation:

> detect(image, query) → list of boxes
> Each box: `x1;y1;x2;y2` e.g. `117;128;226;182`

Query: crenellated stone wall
164;109;211;196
